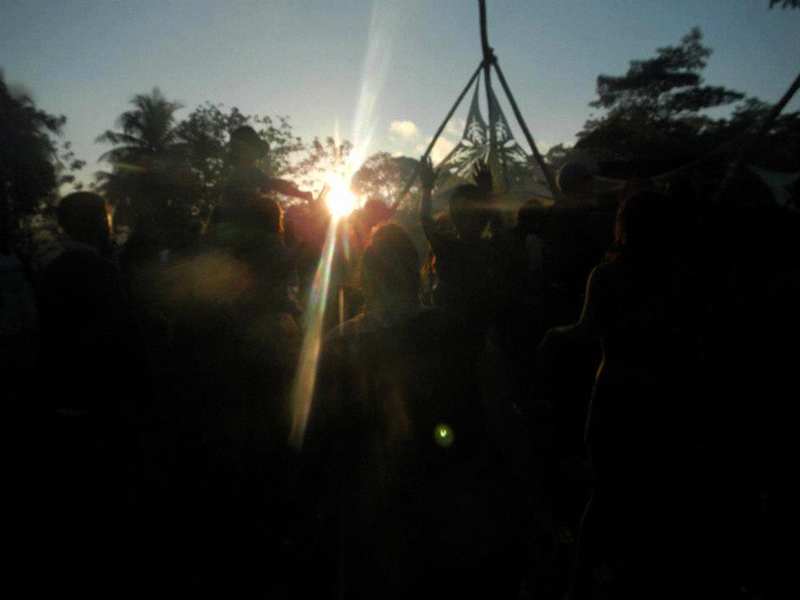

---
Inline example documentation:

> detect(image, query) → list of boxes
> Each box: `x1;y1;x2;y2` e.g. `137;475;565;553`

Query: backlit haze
2;0;798;189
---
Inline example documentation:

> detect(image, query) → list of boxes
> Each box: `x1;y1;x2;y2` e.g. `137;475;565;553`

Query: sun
324;173;359;219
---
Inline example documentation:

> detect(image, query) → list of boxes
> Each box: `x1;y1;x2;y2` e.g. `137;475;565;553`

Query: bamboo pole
650;71;800;194
390;62;483;210
492;60;561;199
651;129;753;183
479;0;490;58
480;0;496;160
713;71;800;201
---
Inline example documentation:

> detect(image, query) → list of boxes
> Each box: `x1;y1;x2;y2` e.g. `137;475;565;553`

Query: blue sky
2;0;798;186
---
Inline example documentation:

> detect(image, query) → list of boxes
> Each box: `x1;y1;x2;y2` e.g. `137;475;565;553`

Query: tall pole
492;61;561;199
479;0;496;162
391;63;483;210
479;0;560;199
713;70;800;202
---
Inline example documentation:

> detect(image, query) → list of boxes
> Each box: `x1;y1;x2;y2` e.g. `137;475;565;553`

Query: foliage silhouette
175;102;304;206
351;152;419;209
577;28;745;161
1;73;63;222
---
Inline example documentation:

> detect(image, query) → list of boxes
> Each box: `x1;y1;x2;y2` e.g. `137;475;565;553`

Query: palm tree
97;87;183;167
96;88;195;239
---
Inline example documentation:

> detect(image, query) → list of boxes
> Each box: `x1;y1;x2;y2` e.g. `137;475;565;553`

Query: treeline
2;27;799;255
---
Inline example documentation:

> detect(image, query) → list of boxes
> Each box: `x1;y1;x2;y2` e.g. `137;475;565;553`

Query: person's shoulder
588;261;620;288
42;245;115;275
405;307;483;350
324;314;371;342
228;165;270;189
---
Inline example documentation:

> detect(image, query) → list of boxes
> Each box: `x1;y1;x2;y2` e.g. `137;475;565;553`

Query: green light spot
434;424;454;447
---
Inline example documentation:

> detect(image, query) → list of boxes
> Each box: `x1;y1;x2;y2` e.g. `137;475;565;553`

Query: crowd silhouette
3;117;799;599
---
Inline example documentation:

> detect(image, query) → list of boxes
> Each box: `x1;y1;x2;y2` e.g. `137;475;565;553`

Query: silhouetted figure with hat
221;125;312;219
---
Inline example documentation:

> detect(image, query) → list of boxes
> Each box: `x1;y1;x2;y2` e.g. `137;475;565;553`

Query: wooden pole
480;0;496;161
713;70;800;201
651;130;750;183
479;0;490;57
492;60;561;199
390;62;483;209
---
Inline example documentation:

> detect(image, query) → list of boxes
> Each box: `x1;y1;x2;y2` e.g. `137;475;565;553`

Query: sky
1;0;798;188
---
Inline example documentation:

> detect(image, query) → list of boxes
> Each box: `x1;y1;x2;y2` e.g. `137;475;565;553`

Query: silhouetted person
220;125;311;224
697;201;800;599
419;157;512;328
347;196;394;260
532;162;609;506
141;181;305;595
305;224;532;599
212;123;308;328
541;190;707;598
537;161;608;328
4;230;41;587
35;192;148;593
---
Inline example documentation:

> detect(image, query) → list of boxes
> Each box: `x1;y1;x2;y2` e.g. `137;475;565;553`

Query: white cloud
389;120;420;141
416;136;456;165
536;139;558;155
444;117;466;138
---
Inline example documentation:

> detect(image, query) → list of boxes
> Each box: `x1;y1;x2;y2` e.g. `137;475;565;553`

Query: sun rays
289;1;410;448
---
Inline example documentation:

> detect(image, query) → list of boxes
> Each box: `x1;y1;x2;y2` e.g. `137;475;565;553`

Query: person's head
610;190;678;265
56;192;112;250
359;224;420;309
516;199;546;237
221;195;283;241
229;125;268;165
558;161;595;198
448;184;491;239
362;197;392;229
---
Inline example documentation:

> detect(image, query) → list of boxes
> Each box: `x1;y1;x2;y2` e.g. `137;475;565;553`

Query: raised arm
472;160;505;237
263;177;314;202
419;156;440;246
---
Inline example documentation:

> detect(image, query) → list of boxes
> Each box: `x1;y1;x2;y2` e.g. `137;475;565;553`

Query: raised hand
418;156;438;191
472;160;493;196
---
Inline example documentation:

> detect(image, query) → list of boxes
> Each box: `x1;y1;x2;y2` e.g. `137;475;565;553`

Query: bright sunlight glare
289;215;338;449
288;0;405;449
324;173;359;219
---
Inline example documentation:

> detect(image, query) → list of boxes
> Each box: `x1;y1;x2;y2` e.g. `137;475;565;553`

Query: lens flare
434;424;454;447
325;174;359;219
289;216;339;449
288;1;409;449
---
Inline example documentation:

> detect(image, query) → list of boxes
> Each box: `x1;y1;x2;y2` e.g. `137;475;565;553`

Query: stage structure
392;0;560;208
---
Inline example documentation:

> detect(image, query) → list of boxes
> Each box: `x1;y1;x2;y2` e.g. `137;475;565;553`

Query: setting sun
324;173;359;219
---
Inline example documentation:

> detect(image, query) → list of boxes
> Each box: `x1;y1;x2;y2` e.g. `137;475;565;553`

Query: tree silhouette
1;72;66;248
351;152;419;210
97;87;183;166
95;88;194;239
292;136;352;196
174;103;304;207
577;28;745;161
